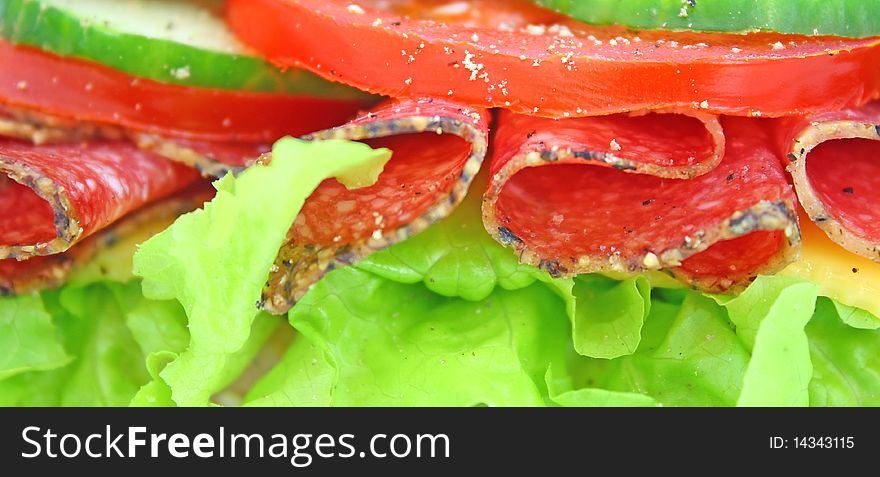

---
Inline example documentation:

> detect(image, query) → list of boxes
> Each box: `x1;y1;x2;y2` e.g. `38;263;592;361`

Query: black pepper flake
642;198;654;206
497;226;523;245
852;267;859;273
787;153;798;162
843;186;854;194
726;173;735;182
573;150;596;161
526;130;536;138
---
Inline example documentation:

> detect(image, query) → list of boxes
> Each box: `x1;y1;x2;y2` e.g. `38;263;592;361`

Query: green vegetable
808;298;880;406
729;277;818;406
0;282;181;406
0;0;372;98
357;179;540;301
0;293;69;379
566;275;650;359
132;137;391;406
244;267;570;406
831;301;880;330
545;366;659;407
569;292;750;406
534;0;880;38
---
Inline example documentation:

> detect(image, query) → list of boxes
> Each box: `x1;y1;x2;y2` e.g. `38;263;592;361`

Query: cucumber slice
534;0;880;38
0;0;372;98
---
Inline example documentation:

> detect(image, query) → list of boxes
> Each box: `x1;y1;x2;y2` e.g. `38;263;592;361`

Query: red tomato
227;0;880;118
0;40;372;143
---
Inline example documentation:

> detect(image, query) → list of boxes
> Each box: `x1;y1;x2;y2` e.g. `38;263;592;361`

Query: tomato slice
227;0;880;118
0;40;372;143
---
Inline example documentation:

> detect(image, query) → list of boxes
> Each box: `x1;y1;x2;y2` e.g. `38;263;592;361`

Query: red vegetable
0;40;369;144
483;113;799;292
0;139;200;260
263;98;489;313
777;101;880;261
228;0;880;118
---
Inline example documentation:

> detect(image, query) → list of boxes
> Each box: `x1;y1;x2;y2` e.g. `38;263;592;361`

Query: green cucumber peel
534;0;880;38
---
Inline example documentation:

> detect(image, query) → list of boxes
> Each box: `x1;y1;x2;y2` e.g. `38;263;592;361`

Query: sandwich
1;0;879;407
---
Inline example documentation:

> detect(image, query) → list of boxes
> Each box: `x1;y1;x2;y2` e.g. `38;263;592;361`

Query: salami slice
261;98;489;314
0;103;268;178
779;102;880;261
489;110;725;180
0;139;199;260
483;113;799;292
0;183;213;295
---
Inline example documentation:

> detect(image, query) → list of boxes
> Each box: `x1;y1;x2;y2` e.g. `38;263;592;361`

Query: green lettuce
132;137;391;406
0;293;70;380
245;267;569;406
0;282;182;406
357;177;539;301
808;297;880;406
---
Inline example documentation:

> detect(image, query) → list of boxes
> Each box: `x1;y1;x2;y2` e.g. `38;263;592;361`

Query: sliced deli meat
228;0;880;119
262;98;488;314
779;102;880;261
0;183;213;295
483;113;800;292
0;139;200;260
0;103;268;177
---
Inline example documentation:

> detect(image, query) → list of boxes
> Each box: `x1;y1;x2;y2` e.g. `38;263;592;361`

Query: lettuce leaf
0;282;177;406
132;137;391;406
357;174;539;301
808;297;880;406
0;294;70;379
245;267;571;406
727;277;818;406
566;275;651;359
545;365;658;407
831;301;880;330
568;292;750;406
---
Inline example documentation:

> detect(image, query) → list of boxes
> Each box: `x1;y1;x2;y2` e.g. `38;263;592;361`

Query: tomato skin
227;0;880;118
0;40;372;142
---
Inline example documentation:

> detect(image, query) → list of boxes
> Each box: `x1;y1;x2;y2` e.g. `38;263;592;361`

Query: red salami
483;114;799;292
262;98;489;313
133;135;270;177
778;102;880;261
0;102;269;177
0;183;213;295
489;110;724;180
0;139;200;260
